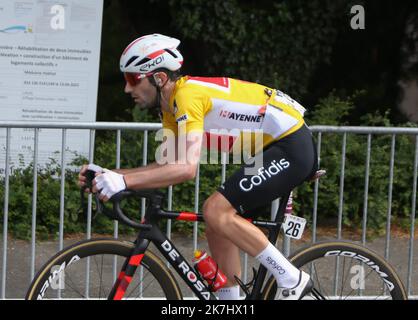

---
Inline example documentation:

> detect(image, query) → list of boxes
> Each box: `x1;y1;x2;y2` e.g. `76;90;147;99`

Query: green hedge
297;93;417;234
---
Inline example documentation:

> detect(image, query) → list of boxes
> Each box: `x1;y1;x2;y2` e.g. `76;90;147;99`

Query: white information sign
0;0;103;172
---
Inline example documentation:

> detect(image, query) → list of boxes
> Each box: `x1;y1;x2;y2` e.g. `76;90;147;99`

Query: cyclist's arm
113;162;161;175
113;134;174;174
123;131;203;190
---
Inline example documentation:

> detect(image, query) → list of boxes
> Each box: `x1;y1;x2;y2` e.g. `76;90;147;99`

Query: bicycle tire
26;238;183;300
261;241;408;300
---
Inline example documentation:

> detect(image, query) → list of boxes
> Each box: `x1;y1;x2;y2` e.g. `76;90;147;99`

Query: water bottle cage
234;268;257;297
193;262;221;292
207;263;220;292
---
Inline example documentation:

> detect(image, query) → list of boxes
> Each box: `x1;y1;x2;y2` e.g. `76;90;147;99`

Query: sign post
0;0;104;170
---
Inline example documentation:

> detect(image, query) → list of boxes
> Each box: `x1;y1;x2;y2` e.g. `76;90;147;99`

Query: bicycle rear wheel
262;241;407;300
26;238;182;300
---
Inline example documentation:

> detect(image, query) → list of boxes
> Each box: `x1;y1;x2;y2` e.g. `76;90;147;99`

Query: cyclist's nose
124;82;133;94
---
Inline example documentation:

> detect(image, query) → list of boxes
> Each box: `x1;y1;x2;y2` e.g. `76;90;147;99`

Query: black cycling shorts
217;124;318;217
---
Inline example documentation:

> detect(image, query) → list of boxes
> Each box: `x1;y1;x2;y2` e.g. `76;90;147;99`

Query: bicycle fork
108;238;150;300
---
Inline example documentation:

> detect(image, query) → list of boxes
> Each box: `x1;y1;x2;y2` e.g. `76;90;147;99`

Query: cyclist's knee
202;196;217;226
203;192;234;228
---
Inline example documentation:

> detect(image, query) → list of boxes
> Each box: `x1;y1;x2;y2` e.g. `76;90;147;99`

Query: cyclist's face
124;74;158;109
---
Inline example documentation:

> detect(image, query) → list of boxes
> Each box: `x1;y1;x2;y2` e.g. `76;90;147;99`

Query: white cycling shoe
276;271;313;300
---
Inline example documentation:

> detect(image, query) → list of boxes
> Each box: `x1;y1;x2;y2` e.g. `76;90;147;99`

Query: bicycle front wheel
262;241;407;300
26;238;183;300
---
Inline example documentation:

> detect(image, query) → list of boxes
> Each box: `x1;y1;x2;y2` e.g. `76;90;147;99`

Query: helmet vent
164;49;178;58
125;56;139;68
135;57;151;66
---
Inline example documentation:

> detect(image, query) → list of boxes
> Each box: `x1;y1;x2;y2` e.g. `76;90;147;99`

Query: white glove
87;163;104;173
94;169;127;199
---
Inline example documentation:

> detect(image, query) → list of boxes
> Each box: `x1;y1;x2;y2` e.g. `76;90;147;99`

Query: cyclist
79;34;318;300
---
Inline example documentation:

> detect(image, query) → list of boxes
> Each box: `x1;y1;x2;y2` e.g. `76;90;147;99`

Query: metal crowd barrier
0;121;416;299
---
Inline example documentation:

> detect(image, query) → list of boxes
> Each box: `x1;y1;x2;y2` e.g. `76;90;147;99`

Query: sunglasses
124;73;146;86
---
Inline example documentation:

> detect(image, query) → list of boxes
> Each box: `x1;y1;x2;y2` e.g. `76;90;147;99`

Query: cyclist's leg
204;221;241;297
205;223;241;284
204;193;271;255
204;193;270;265
204;192;300;289
204;125;317;293
203;192;270;298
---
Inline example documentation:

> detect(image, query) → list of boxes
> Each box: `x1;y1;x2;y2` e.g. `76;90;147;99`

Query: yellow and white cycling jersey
162;76;306;154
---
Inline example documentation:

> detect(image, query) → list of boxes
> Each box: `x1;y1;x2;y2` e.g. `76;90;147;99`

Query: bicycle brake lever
84;169;97;190
79;169;101;220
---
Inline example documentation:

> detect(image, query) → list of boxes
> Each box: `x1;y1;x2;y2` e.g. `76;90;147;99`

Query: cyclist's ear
153;72;168;88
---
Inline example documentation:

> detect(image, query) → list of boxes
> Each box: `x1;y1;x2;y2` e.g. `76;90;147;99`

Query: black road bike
26;170;408;300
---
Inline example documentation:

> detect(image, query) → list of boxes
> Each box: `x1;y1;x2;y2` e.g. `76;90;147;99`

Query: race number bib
274;90;307;116
282;214;307;240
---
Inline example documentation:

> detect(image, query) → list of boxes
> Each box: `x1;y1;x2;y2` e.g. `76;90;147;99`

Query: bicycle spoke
98;255;105;299
44;255;148;299
311;288;326;300
27;240;182;300
60;273;88;299
339;257;346;299
295;248;402;301
89;254;105;299
125;271;157;299
339;256;354;299
311;261;330;298
343;267;387;300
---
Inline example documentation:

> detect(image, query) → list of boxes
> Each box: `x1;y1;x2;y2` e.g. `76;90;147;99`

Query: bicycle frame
104;189;291;300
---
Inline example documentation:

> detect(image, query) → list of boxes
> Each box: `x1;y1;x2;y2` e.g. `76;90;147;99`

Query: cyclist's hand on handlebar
92;169;127;202
78;163;104;193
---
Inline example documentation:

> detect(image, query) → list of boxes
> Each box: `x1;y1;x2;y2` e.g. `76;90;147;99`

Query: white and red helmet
120;34;183;80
